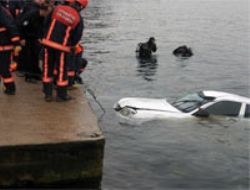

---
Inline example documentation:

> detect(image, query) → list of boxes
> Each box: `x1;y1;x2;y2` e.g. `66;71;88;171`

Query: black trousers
18;40;41;78
0;50;15;92
68;53;87;86
67;52;78;86
42;47;69;98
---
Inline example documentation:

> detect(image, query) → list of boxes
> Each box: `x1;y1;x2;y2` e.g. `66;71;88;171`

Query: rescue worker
68;44;88;88
16;0;50;82
74;55;88;84
0;0;25;18
41;0;88;102
0;5;21;95
64;0;85;88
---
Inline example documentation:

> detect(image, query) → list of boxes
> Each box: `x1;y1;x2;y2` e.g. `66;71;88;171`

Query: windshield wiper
181;105;198;112
172;100;200;105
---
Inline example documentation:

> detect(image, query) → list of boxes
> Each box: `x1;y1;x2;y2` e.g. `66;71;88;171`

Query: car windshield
171;92;211;113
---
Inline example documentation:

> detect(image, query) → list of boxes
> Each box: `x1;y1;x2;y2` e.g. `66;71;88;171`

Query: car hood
115;97;181;113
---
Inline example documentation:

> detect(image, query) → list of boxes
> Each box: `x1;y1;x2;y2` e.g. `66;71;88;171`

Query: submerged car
114;91;250;121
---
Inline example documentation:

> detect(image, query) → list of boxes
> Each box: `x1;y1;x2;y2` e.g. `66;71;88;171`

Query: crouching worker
75;55;88;84
0;5;22;95
68;44;88;89
41;0;88;102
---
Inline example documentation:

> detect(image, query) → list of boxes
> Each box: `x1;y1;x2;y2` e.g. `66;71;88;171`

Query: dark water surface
81;0;249;189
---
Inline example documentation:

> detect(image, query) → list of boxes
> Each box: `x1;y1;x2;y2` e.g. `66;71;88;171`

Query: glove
10;62;17;72
14;46;22;56
75;44;84;54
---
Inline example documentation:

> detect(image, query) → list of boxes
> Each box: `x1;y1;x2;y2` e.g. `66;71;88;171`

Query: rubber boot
68;76;75;90
4;82;16;95
43;83;53;102
75;74;83;84
56;86;72;102
25;73;38;84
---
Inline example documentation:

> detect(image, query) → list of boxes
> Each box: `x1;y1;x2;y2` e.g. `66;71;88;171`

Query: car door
200;100;242;117
244;104;250;119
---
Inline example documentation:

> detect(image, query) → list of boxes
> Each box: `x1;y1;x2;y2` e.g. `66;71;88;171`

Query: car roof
201;90;250;104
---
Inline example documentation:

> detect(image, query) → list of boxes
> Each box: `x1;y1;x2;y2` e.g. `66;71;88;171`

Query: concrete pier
0;76;105;188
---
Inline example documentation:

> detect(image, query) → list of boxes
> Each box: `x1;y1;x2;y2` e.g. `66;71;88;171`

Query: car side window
244;104;250;118
204;101;241;117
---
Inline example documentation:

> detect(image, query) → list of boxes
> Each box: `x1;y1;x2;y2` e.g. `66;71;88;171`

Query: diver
136;37;157;59
173;45;193;57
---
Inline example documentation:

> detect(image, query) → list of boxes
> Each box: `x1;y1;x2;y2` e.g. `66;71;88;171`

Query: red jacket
41;5;84;52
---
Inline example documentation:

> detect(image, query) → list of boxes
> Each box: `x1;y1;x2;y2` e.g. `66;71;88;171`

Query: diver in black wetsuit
136;37;157;59
173;45;193;57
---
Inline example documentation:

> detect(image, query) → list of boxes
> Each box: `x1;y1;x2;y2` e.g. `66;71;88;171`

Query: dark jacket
0;0;26;17
16;2;44;40
0;5;20;50
41;5;84;52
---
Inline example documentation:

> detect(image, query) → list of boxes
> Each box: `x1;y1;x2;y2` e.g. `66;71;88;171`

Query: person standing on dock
0;5;22;95
0;0;25;18
41;0;88;102
16;0;53;83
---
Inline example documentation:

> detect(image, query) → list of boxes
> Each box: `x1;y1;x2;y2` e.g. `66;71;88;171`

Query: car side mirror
193;109;209;117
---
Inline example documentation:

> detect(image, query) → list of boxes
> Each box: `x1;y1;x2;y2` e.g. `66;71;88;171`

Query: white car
114;90;250;121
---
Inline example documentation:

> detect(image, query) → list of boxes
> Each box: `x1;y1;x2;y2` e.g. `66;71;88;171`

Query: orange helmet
75;0;88;8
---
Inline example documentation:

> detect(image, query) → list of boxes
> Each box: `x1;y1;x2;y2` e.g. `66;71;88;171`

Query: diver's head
149;37;156;44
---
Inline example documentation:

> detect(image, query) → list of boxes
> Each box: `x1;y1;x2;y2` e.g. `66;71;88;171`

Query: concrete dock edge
0;76;105;188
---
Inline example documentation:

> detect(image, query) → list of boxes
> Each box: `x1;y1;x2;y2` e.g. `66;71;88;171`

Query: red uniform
68;44;84;87
41;4;83;100
0;5;20;95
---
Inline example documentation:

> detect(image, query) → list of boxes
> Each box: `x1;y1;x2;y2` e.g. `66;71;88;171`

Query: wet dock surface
0;76;103;145
0;76;105;188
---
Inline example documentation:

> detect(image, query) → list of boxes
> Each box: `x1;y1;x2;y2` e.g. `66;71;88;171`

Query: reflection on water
136;55;158;81
82;0;250;189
